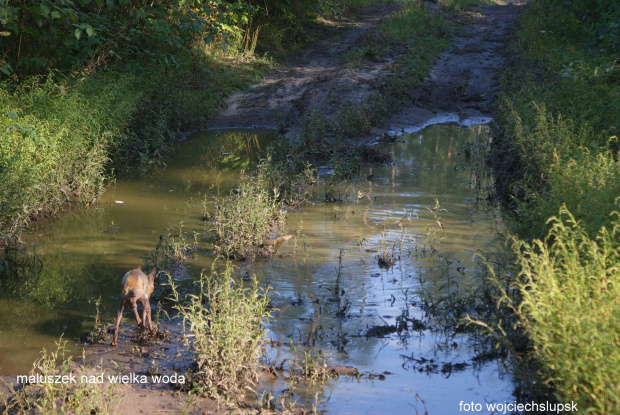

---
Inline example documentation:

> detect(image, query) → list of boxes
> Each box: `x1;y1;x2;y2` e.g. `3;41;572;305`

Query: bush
212;167;285;260
0;74;135;236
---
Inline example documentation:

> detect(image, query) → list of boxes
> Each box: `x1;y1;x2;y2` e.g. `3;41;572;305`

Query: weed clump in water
212;166;286;261
167;263;272;403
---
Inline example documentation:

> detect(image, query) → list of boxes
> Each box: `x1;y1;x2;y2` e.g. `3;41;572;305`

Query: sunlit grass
490;0;620;410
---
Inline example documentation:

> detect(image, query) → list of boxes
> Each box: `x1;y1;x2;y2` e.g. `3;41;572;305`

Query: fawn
111;266;157;346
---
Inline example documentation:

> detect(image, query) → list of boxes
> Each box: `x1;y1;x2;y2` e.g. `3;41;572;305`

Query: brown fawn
111;266;157;346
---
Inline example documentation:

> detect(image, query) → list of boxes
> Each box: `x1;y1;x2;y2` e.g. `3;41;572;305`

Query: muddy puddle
0;124;514;413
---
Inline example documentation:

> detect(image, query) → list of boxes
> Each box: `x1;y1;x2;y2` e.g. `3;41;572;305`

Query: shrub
212;168;285;260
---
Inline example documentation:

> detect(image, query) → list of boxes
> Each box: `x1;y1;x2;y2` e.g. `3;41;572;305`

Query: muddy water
0;125;513;413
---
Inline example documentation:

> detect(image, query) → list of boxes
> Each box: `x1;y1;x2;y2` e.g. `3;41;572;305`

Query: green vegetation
488;0;620;410
0;0;488;245
211;167;285;260
375;1;454;109
0;54;272;242
493;0;619;237
0;339;117;414
515;208;620;413
0;0;366;243
168;263;272;403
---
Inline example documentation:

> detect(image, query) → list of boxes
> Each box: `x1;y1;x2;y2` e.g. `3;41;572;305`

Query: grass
512;207;620;413
167;263;273;404
0;339;117;414
211;166;286;261
375;0;454;109
486;0;620;410
0;52;273;241
492;0;619;239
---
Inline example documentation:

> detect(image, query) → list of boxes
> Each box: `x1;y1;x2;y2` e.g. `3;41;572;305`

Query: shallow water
0;125;513;413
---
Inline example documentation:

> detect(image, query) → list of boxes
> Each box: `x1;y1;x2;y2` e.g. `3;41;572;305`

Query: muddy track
207;3;404;133
390;2;523;132
207;2;523;137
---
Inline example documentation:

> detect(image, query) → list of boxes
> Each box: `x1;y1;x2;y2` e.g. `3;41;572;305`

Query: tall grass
0;53;272;242
490;0;620;410
514;206;620;413
168;263;273;403
493;0;619;240
0;339;117;414
212;167;285;261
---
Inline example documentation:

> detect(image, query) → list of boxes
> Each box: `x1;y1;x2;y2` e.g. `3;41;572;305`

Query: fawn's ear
148;267;157;280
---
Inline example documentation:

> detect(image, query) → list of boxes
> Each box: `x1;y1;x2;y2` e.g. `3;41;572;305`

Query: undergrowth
0;339;116;414
488;0;620;410
513;207;620;413
0;54;272;241
211;166;285;261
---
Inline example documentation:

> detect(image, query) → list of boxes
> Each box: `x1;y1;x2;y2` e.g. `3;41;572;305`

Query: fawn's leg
111;302;125;346
145;300;155;335
131;299;142;328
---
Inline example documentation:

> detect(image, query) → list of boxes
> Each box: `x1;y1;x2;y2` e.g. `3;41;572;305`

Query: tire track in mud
207;3;402;133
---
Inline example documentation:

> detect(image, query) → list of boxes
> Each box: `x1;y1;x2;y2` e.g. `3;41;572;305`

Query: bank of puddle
1;123;514;413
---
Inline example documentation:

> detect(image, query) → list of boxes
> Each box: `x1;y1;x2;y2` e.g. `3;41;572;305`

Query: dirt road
208;2;523;137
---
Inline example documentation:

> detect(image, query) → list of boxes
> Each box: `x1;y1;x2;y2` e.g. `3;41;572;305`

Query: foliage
211;167;285;260
0;52;272;239
335;101;371;138
489;0;620;410
492;0;620;239
0;74;122;236
168;263;272;403
0;0;252;80
513;207;620;413
262;149;318;208
142;229;191;272
372;1;454;109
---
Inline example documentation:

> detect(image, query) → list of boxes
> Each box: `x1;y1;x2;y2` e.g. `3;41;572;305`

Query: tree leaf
75;29;81;40
86;27;94;37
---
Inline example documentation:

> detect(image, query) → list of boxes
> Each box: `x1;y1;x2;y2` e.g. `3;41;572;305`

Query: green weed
167;263;273;403
335;101;371;138
489;0;620;408
142;225;192;272
513;207;620;413
0;339;117;414
212;168;285;261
